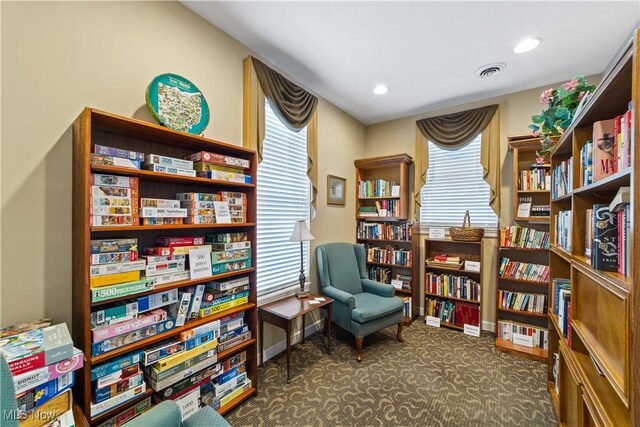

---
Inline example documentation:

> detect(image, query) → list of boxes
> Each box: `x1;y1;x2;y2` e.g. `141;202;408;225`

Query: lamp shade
289;220;315;242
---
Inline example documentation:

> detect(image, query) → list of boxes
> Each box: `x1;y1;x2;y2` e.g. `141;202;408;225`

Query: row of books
554;210;572;253
551;158;572;199
425;297;480;327
498;290;548;314
0;319;81;427
366;266;393;285
357;199;400;218
89;305;251;418
357;179;400;198
91;174;248;227
585;112;633;184
365;245;412;267
91;274;251;358
586;199;630;276
425;273;480;302
90;232;251;304
90;145;251;182
498;258;549;283
499;226;550;250
552;278;572;342
497;320;549;350
517;167;550;191
357;221;412;241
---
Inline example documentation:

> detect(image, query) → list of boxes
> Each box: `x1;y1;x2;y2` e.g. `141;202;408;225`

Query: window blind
256;100;310;296
419;134;497;229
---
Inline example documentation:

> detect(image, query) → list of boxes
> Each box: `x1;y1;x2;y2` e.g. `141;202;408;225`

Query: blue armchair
123;400;231;427
316;243;404;362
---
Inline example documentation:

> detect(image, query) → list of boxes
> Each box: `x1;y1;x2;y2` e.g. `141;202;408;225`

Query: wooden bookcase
547;29;638;427
494;136;551;363
71;109;258;424
423;238;482;332
353;154;417;325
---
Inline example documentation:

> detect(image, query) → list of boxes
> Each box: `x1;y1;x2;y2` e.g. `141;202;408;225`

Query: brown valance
251;56;318;131
416;104;498;148
414;104;501;218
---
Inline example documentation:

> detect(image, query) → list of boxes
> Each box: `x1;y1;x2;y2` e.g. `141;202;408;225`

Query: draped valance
251;56;318;131
414;104;500;219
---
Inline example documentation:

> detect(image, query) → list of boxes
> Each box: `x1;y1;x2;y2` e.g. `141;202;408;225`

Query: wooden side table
259;293;333;383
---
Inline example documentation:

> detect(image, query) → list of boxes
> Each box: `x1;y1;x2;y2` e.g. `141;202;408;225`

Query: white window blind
256;100;310;296
419;134;497;229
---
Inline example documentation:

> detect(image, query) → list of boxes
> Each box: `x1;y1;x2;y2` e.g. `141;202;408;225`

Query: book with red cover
592;119;616;181
454;302;480;327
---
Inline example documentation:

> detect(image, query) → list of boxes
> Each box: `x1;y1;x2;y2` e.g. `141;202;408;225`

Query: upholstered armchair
316;243;404;362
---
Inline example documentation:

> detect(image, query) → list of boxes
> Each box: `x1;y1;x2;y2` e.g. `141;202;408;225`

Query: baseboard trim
261;318;325;364
482;321;495;333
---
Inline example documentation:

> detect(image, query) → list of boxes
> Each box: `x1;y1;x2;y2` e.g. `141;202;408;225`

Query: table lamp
289;219;315;298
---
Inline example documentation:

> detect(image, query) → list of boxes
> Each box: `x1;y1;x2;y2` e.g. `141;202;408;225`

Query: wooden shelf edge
91;223;256;232
356;216;405;222
366;261;412;268
499;246;549;252
91;304;256;364
424;292;480;304
425;265;481;274
357;196;401;200
572;167;631;195
550;245;572;263
497;307;548;318
495;338;547;363
357;238;411;243
91;268;257;307
572;255;631;292
551;193;573;203
217;386;257;416
547;381;561;420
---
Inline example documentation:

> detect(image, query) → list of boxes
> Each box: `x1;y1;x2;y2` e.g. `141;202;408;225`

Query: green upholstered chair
316;243;404;362
123;400;232;427
1;356;19;427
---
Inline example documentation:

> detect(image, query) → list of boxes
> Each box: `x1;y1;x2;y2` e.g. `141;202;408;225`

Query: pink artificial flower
578;91;585;101
539;88;554;107
532;130;541;137
562;79;578;92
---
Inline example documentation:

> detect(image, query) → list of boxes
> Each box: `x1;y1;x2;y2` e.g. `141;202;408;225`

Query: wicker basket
449;210;484;242
426;258;463;270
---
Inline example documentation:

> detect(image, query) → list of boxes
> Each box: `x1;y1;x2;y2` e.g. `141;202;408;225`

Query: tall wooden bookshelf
354;154;417;326
423;238;482;332
547;29;638;426
72;109;258;424
494;136;551;363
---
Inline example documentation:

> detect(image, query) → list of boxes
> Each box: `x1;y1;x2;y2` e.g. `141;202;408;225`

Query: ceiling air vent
476;63;506;78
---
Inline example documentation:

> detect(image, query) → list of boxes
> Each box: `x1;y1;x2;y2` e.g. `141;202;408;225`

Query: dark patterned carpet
227;321;557;427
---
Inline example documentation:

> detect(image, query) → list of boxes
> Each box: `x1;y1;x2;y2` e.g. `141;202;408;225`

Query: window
256;100;311;296
419;134;497;230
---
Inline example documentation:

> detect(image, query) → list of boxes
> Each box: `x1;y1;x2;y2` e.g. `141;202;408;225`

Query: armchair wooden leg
355;337;363;363
397;322;404;343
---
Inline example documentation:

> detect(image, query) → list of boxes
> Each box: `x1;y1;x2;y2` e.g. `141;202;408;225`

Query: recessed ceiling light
513;37;542;54
373;84;389;95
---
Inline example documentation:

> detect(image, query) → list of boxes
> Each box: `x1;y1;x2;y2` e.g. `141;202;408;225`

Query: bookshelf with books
423;238;482;333
546;29;638;427
354;154;416;326
72;109;258;425
496;137;552;363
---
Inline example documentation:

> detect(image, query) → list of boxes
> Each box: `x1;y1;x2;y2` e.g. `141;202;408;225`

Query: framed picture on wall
327;175;346;206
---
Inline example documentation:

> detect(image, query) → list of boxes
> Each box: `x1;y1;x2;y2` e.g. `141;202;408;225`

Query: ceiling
183;1;639;125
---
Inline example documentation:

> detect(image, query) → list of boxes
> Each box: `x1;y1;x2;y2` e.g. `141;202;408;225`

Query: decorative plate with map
145;73;210;135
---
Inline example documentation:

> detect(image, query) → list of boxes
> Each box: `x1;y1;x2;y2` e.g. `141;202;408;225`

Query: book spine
143;164;196;177
90;174;139;188
94;372;144;404
90;383;147;417
92;309;167;342
199;297;249;318
91;279;155;303
94;145;144;162
90;261;146;277
144;154;193;169
91;319;175;356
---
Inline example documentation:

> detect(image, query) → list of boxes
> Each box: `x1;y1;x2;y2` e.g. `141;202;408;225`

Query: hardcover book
592;119;616;181
591;204;618;272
